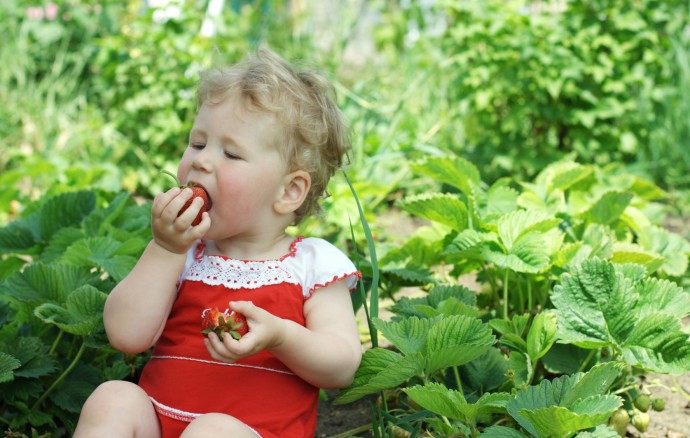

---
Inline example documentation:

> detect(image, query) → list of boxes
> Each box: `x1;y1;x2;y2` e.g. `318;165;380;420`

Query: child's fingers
151;187;181;217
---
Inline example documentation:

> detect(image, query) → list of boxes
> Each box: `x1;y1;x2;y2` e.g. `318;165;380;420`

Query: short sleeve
288;237;361;298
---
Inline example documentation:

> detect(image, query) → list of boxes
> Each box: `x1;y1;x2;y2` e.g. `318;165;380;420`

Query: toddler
74;47;362;438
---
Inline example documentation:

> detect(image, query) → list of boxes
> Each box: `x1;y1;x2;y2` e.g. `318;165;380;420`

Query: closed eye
224;151;242;160
191;143;205;150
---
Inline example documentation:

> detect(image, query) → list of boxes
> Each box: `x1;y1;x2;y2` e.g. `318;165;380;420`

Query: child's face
177;92;288;240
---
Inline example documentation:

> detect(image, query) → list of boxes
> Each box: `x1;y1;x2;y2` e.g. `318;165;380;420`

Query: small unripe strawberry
609;408;629;437
634;393;651;412
652;397;665;412
632;411;650;433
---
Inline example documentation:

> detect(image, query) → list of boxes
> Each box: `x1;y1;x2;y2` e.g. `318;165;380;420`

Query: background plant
335;155;690;436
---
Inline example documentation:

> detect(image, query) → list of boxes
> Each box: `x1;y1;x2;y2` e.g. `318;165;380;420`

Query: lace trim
185;257;298;290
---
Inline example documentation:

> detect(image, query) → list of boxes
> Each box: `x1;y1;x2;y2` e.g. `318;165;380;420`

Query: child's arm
105;187;209;354
205;281;362;389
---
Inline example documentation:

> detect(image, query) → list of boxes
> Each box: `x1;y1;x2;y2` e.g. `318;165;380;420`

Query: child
74;47;362;438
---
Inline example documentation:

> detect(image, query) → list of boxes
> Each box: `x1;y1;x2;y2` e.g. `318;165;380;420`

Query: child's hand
203;301;285;363
151;187;210;254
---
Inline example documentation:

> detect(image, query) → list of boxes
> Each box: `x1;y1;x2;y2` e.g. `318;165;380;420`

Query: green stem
453;366;463;394
31;339;87;412
49;330;64;356
503;270;510;319
578;348;597;373
527;279;533;314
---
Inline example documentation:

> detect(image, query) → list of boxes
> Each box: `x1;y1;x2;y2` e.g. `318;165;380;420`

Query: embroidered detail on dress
185;257;298;290
150;397;200;423
150;355;296;376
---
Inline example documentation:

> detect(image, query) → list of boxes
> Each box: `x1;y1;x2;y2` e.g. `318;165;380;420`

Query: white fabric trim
180;237;359;298
150;355;296;376
150;397;262;437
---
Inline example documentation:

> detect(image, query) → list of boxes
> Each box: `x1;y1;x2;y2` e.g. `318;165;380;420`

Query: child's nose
192;149;212;172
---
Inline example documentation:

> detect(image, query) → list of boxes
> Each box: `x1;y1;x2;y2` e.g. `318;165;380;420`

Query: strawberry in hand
201;307;248;340
161;170;212;225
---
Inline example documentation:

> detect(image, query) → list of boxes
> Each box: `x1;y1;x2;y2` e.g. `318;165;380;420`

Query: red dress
137;237;360;437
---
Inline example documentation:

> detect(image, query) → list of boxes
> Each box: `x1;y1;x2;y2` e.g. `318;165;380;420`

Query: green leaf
552;258;690;372
636;277;690;319
373;316;433;356
410;155;481;196
583;191;633;225
461;348;510;393
526;311;558;363
0;352;21;383
497;210;561;250
334;348;424;404
611;243;664;273
404;382;467;420
483;232;551;273
519;398;621;438
561;362;624;407
34;285;107;336
621;314;690;374
548;162;594;192
638;226;690;277
4;337;57;379
61;237;138;282
425;315;495;374
398;193;468;231
39;190;97;242
0;263;99;309
0;220;38;253
552;258;636;349
507;369;623;437
404;382;509;424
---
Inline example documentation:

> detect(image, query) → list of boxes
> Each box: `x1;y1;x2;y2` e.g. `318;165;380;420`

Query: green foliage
0;190;151;434
339;154;689;435
440;0;690;184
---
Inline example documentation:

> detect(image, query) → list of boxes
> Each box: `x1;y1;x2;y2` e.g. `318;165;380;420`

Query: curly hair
195;47;351;224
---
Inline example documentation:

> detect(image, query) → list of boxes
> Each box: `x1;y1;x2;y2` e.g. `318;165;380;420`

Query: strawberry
179;184;211;226
161;170;212;225
201;307;248;340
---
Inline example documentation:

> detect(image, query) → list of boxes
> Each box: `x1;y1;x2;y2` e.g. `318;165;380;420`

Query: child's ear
274;170;311;215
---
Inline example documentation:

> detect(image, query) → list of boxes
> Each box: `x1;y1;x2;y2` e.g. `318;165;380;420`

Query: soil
314;212;690;438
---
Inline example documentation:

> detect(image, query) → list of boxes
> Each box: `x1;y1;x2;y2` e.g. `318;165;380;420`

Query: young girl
74;48;362;438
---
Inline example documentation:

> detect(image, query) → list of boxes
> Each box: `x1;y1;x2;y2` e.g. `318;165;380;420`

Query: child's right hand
151;187;211;254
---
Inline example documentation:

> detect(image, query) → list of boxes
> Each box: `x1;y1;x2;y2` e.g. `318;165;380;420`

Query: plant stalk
31;339;87;412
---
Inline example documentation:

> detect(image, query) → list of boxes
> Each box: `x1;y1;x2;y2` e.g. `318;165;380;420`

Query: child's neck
209;233;295;261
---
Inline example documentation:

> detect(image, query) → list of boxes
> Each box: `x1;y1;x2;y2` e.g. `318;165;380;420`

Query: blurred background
2;0;689;226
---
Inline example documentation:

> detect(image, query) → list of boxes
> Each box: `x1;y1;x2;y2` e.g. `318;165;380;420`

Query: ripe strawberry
179;184;211;226
201;307;248;340
161;170;212;225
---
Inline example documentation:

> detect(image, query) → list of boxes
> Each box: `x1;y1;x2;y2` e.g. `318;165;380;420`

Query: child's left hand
203;301;285;362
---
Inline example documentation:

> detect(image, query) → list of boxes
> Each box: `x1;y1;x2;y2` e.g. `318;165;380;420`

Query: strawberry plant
0;190;151;435
337;154;690;436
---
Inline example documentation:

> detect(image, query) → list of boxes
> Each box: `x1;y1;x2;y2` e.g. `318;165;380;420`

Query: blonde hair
195;47;351;224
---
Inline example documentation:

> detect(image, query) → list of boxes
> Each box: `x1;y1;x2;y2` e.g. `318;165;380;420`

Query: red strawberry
161;170;212;226
179;184;211;226
201;308;248;340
